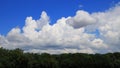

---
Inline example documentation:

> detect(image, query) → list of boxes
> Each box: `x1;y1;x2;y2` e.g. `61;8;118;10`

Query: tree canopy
0;47;120;68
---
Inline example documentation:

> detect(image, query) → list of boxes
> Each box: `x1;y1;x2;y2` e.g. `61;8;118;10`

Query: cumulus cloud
0;4;120;54
66;10;96;28
36;11;50;29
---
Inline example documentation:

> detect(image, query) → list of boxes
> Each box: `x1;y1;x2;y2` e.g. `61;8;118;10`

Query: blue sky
0;0;120;54
0;0;120;35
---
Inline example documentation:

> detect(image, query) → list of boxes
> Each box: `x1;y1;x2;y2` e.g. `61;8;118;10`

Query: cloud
24;48;94;54
0;4;120;54
66;10;96;28
36;11;50;29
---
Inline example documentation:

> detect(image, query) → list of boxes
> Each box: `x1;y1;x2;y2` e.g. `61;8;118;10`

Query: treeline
0;48;120;68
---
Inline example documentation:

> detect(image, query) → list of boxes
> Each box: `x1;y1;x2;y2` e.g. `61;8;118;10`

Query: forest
0;47;120;68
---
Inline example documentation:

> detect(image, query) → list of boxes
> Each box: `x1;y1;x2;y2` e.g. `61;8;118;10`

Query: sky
0;0;120;35
0;0;120;54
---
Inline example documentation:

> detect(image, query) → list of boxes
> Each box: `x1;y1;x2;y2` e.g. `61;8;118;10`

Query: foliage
0;48;120;68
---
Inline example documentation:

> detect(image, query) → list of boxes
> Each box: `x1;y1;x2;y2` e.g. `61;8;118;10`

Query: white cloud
92;5;120;52
24;48;94;54
0;4;120;54
36;11;50;29
66;10;96;28
91;39;108;49
23;11;49;40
